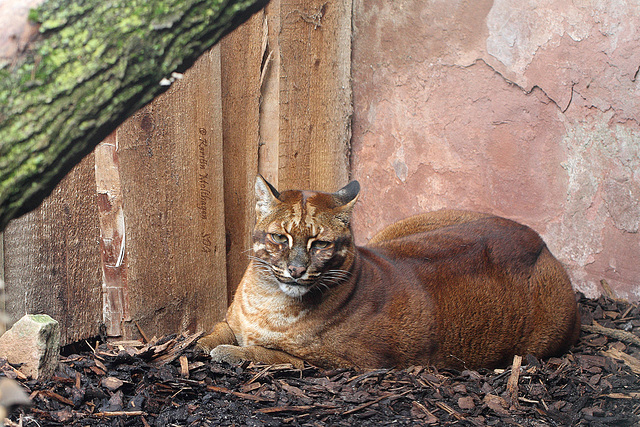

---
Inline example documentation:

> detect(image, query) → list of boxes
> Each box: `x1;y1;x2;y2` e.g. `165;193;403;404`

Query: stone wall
350;0;640;300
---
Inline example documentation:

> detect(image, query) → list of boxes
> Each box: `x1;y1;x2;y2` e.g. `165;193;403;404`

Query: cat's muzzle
277;280;313;298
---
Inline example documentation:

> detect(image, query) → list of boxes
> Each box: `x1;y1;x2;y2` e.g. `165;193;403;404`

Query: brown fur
198;177;580;370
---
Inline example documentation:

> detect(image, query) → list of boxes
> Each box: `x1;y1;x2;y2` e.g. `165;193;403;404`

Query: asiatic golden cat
198;176;580;370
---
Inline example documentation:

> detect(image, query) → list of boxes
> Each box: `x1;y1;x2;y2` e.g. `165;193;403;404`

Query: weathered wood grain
220;12;264;300
116;48;227;339
3;154;102;345
258;0;281;186
277;0;352;191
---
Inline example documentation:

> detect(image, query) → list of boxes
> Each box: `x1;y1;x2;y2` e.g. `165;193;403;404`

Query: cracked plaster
351;0;640;299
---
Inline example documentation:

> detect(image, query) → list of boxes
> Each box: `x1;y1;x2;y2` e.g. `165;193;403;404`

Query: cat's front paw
196;336;216;353
209;344;247;365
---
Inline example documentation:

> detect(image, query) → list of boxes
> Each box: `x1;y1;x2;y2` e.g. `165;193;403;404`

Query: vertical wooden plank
220;12;264;300
3;154;102;345
258;0;281;186
95;132;129;338
0;232;5;335
278;0;352;191
116;47;227;339
219;0;352;299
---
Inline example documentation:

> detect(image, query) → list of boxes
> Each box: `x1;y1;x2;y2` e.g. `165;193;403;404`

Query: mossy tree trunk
0;0;269;231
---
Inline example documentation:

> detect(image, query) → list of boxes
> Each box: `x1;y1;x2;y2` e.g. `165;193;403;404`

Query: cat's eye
312;240;333;249
269;233;288;245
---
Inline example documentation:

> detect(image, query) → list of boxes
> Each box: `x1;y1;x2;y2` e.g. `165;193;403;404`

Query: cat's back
359;210;580;368
367;210;545;272
369;209;498;244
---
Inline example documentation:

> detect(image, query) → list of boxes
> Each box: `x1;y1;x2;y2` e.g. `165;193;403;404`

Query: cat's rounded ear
334;180;360;224
255;175;280;220
335;181;360;205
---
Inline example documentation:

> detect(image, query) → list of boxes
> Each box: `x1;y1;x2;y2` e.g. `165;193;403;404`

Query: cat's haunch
198;176;580;371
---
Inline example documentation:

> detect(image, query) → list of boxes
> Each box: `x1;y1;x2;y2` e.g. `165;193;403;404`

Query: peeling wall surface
351;0;640;300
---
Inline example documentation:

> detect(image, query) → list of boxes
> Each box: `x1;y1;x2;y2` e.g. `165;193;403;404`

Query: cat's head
251;175;360;298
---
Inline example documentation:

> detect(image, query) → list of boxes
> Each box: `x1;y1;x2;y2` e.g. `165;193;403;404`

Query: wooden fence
1;0;352;345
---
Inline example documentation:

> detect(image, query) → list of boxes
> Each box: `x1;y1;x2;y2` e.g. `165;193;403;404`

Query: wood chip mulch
3;292;640;426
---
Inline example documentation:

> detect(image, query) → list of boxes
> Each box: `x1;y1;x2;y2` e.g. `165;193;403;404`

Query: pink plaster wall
350;0;640;300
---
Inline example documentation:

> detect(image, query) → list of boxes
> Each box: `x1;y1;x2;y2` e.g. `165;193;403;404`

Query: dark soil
4;293;640;426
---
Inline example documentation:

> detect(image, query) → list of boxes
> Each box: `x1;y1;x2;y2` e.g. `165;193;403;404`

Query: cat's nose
288;265;307;279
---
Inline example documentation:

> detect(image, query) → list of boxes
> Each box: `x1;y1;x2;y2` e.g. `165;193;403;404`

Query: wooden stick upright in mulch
506;354;523;408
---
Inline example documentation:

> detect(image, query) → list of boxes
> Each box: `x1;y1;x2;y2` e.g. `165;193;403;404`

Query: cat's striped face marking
252;177;359;298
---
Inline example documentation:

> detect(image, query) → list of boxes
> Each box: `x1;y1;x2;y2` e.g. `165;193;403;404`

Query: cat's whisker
325;271;350;278
323;269;348;275
247;256;278;278
321;278;346;286
321;270;351;281
312;280;331;295
249;264;271;273
247;256;271;267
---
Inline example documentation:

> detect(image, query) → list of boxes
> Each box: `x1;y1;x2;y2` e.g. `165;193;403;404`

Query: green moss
29;314;58;325
0;0;270;230
27;8;41;23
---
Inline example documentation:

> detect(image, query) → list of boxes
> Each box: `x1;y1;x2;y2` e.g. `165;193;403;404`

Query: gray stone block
0;314;60;380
